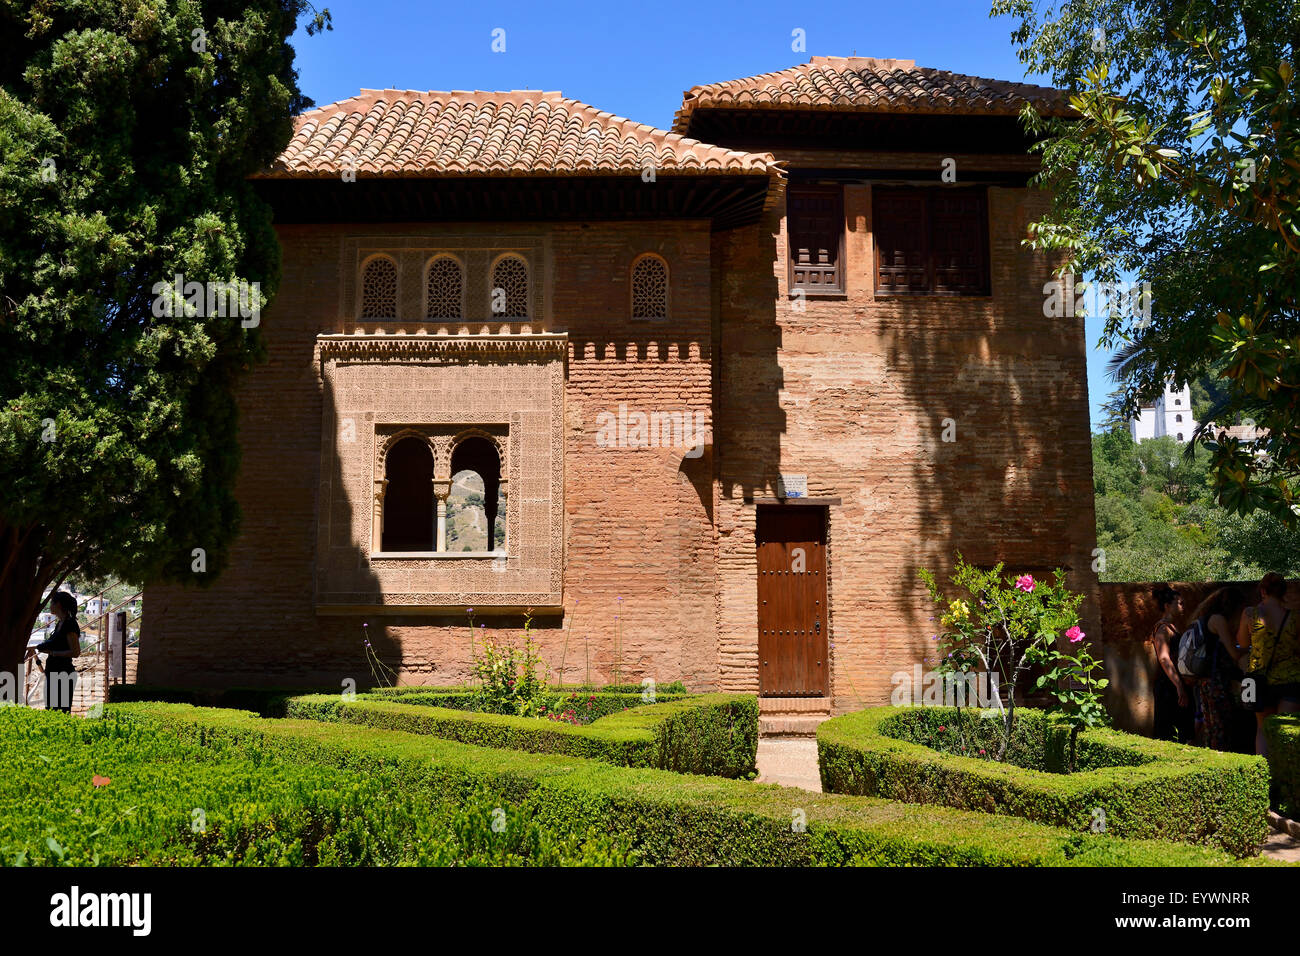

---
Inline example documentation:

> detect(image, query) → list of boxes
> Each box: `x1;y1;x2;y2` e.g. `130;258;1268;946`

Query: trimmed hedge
283;692;757;777
818;707;1270;857
376;690;689;724
106;684;327;717
1265;714;1300;816
105;702;1270;866
0;707;628;866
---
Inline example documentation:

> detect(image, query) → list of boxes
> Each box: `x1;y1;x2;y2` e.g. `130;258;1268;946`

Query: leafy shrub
105;703;1266;867
818;706;1270;857
1265;714;1300;817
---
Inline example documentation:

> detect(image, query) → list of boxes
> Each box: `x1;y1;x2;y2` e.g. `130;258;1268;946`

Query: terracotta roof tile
672;56;1073;132
259;89;777;178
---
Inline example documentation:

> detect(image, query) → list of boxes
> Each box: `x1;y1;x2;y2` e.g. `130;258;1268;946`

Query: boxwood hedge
283;692;757;777
817;707;1270;857
105;702;1270;867
0;707;628;866
374;690;689;723
1265;714;1300;816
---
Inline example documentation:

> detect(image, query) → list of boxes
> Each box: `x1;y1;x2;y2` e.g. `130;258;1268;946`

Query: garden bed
817;706;1270;857
103;702;1267;867
282;692;756;777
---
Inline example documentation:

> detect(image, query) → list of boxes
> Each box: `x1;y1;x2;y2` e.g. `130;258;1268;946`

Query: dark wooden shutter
873;187;990;295
788;185;844;292
931;190;989;294
873;189;930;293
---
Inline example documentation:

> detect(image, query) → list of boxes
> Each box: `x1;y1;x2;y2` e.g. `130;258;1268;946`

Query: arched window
631;254;668;319
447;436;505;552
425;255;464;319
382;437;433;551
1176;414;1183;422
490;255;529;319
360;256;398;319
1177;433;1184;441
1174;397;1181;406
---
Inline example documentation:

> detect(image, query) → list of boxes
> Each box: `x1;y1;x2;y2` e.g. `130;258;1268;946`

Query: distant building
1128;381;1197;443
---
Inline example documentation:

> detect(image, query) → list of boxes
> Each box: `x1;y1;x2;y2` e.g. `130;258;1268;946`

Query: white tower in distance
1128;380;1197;443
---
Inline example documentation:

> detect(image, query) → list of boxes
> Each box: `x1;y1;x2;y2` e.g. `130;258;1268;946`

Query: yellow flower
948;599;970;621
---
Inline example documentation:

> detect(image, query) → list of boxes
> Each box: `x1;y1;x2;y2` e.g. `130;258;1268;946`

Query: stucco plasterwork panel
315;334;565;611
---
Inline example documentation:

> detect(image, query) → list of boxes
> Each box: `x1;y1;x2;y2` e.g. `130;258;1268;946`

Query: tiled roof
672;56;1073;131
259;89;777;178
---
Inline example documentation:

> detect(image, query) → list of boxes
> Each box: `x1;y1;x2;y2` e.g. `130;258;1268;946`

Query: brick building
140;56;1099;712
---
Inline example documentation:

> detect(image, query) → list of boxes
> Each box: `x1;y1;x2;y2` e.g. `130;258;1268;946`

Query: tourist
1236;572;1300;755
1149;584;1194;743
35;591;80;712
1189;587;1248;750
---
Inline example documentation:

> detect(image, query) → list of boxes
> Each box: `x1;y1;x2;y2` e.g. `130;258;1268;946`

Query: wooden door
757;506;828;696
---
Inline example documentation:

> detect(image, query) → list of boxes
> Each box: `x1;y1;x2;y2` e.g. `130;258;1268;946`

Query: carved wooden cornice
318;332;568;365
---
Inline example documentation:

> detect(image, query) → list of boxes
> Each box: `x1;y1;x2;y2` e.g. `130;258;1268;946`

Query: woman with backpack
1236;572;1300;755
1149;584;1194;743
1187;587;1248;751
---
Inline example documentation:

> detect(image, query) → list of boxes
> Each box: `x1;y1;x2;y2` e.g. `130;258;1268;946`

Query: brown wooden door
757;506;828;696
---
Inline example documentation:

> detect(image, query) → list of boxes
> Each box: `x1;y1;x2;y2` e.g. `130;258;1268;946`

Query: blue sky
289;0;1114;428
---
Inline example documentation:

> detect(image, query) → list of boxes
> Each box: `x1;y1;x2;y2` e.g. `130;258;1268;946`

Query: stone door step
759;696;832;715
759;714;830;738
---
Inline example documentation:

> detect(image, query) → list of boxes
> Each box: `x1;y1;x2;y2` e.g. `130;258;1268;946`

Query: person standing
1149;584;1194;743
1189;587;1248;750
35;591;81;712
1237;572;1300;755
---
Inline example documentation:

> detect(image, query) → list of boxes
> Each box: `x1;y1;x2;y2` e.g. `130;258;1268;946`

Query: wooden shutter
873;187;990;295
788;185;844;292
873;189;930;293
931;190;989;294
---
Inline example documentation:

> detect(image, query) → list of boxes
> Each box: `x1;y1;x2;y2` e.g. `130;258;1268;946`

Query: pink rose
1015;575;1036;593
1066;625;1085;643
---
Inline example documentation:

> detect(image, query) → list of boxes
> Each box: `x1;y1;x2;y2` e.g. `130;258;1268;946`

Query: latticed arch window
631;254;669;319
490;255;529;319
360;256;398;319
425;255;464;319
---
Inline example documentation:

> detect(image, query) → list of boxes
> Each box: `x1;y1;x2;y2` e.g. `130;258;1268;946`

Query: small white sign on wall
777;474;807;498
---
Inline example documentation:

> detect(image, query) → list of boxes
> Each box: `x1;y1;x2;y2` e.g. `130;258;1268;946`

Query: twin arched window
381;433;506;554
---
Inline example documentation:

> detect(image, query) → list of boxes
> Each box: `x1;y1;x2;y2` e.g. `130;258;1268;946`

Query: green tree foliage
995;0;1300;521
1092;430;1300;580
0;0;329;676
